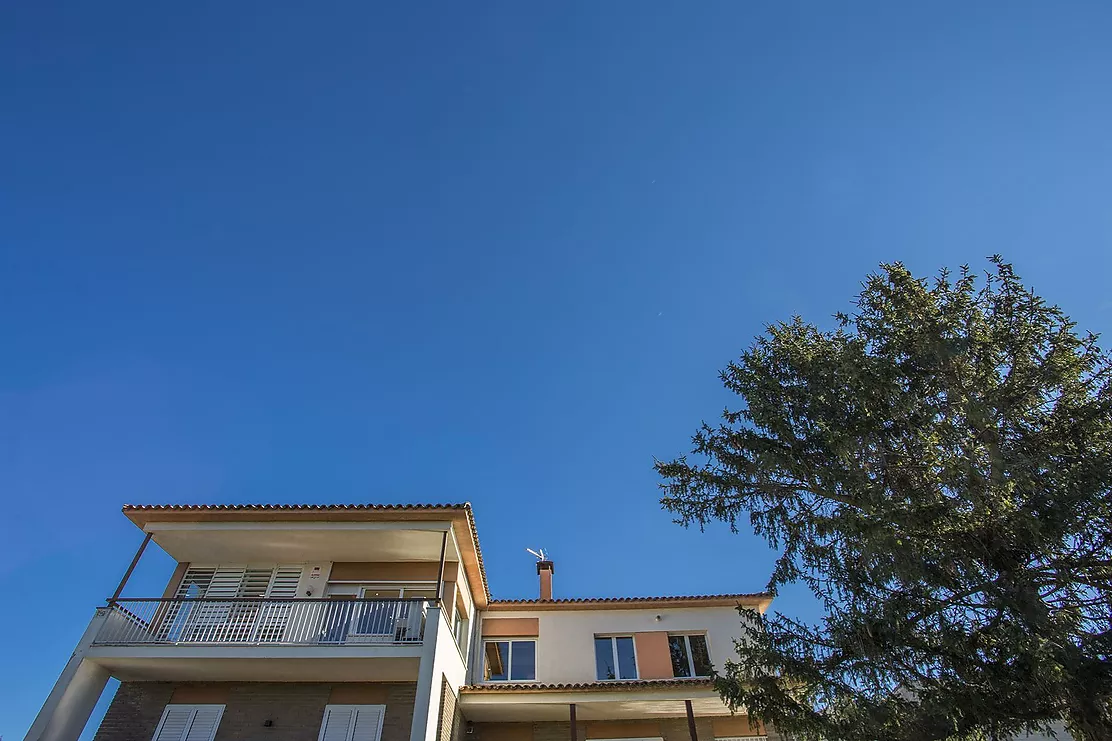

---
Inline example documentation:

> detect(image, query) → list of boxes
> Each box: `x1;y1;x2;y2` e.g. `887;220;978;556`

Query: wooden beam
110;532;153;603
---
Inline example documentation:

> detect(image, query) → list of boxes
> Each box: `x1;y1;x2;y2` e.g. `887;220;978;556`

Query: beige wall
330;562;459;582
477;607;754;685
329;561;472;620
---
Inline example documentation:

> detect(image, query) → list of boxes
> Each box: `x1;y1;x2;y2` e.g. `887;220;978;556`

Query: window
594;635;638;680
453;611;469;654
483;639;536;681
318;705;386;741
668;634;712;677
151;705;225;741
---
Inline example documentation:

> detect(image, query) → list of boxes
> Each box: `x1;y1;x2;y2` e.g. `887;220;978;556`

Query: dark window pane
595;637;617;680
510;640;536;681
484;641;509;681
615;636;638;679
669;635;691;677
689;635;712;676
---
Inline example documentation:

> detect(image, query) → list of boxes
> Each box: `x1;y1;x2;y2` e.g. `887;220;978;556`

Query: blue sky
3;1;1112;738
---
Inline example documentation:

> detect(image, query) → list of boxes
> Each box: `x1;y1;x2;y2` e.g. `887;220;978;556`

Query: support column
435;530;448;603
110;532;152;602
569;704;577;741
685;700;698;741
25;610;112;741
409;603;444;741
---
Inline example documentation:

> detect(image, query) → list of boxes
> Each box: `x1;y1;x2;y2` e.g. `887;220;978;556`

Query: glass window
669;634;712;677
594;636;638;680
509;640;536;680
484;641;509;681
689;634;712;676
483;640;536;681
669;635;691;677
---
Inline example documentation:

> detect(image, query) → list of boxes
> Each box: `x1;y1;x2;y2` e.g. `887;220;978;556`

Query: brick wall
93;682;417;741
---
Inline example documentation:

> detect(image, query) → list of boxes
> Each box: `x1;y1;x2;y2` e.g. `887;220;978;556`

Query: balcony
93;597;429;647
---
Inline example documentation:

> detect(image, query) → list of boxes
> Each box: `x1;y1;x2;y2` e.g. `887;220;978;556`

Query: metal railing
92;598;428;646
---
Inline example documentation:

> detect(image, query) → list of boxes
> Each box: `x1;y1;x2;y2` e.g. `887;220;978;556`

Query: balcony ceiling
148;526;462;565
89;654;421;682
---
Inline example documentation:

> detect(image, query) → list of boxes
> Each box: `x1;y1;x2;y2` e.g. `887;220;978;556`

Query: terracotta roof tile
460;678;716;693
487;593;771;608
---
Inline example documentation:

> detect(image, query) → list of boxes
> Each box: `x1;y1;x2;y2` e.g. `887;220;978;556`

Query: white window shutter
239;569;274;597
152;707;193;741
319;707;356;741
318;706;385;741
267;566;304;598
351;706;385;741
175;568;216;598
183;706;225;741
206;567;248;597
152;705;225;741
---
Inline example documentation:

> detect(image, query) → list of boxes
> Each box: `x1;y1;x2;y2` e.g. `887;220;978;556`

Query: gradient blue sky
3;2;1112;738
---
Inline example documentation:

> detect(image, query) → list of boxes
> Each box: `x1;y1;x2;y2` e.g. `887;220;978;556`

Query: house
25;504;776;741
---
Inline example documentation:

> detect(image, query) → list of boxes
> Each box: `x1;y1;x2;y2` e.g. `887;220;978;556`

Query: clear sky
2;1;1111;738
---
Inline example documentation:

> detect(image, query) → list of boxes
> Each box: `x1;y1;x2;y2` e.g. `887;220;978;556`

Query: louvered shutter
267;566;303;598
188;567;245;641
317;706;385;741
351;706;385;741
152;705;224;741
255;565;303;642
163;565;304;643
319;707;355;741
152;706;193;741
183;706;225;741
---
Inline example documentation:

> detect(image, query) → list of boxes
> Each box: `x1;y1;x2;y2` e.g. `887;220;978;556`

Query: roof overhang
459;680;731;721
122;503;490;606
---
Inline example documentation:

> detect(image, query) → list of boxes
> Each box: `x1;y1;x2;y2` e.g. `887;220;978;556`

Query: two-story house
25;504;775;741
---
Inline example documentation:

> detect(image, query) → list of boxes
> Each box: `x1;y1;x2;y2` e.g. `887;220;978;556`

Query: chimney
537;560;555;601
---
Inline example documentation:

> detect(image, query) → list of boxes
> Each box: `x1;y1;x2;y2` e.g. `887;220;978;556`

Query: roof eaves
120;502;492;602
460;678;716;693
486;593;772;606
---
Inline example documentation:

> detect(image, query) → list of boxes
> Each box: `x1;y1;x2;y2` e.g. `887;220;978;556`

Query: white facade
475;606;751;685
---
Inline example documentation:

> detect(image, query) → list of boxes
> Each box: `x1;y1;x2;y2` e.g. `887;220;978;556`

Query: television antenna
526;547;548;562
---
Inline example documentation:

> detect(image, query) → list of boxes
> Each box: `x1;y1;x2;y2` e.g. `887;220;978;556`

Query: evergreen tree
657;258;1112;741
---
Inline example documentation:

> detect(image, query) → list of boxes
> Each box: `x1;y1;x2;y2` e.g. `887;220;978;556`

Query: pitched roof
486;593;772;611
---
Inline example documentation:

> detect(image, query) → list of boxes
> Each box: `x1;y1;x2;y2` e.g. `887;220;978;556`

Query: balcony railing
92;598;428;647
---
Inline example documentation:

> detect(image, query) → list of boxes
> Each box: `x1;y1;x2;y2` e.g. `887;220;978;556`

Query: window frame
668;633;712;678
453;610;469;652
481;638;538;682
593;634;639;681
